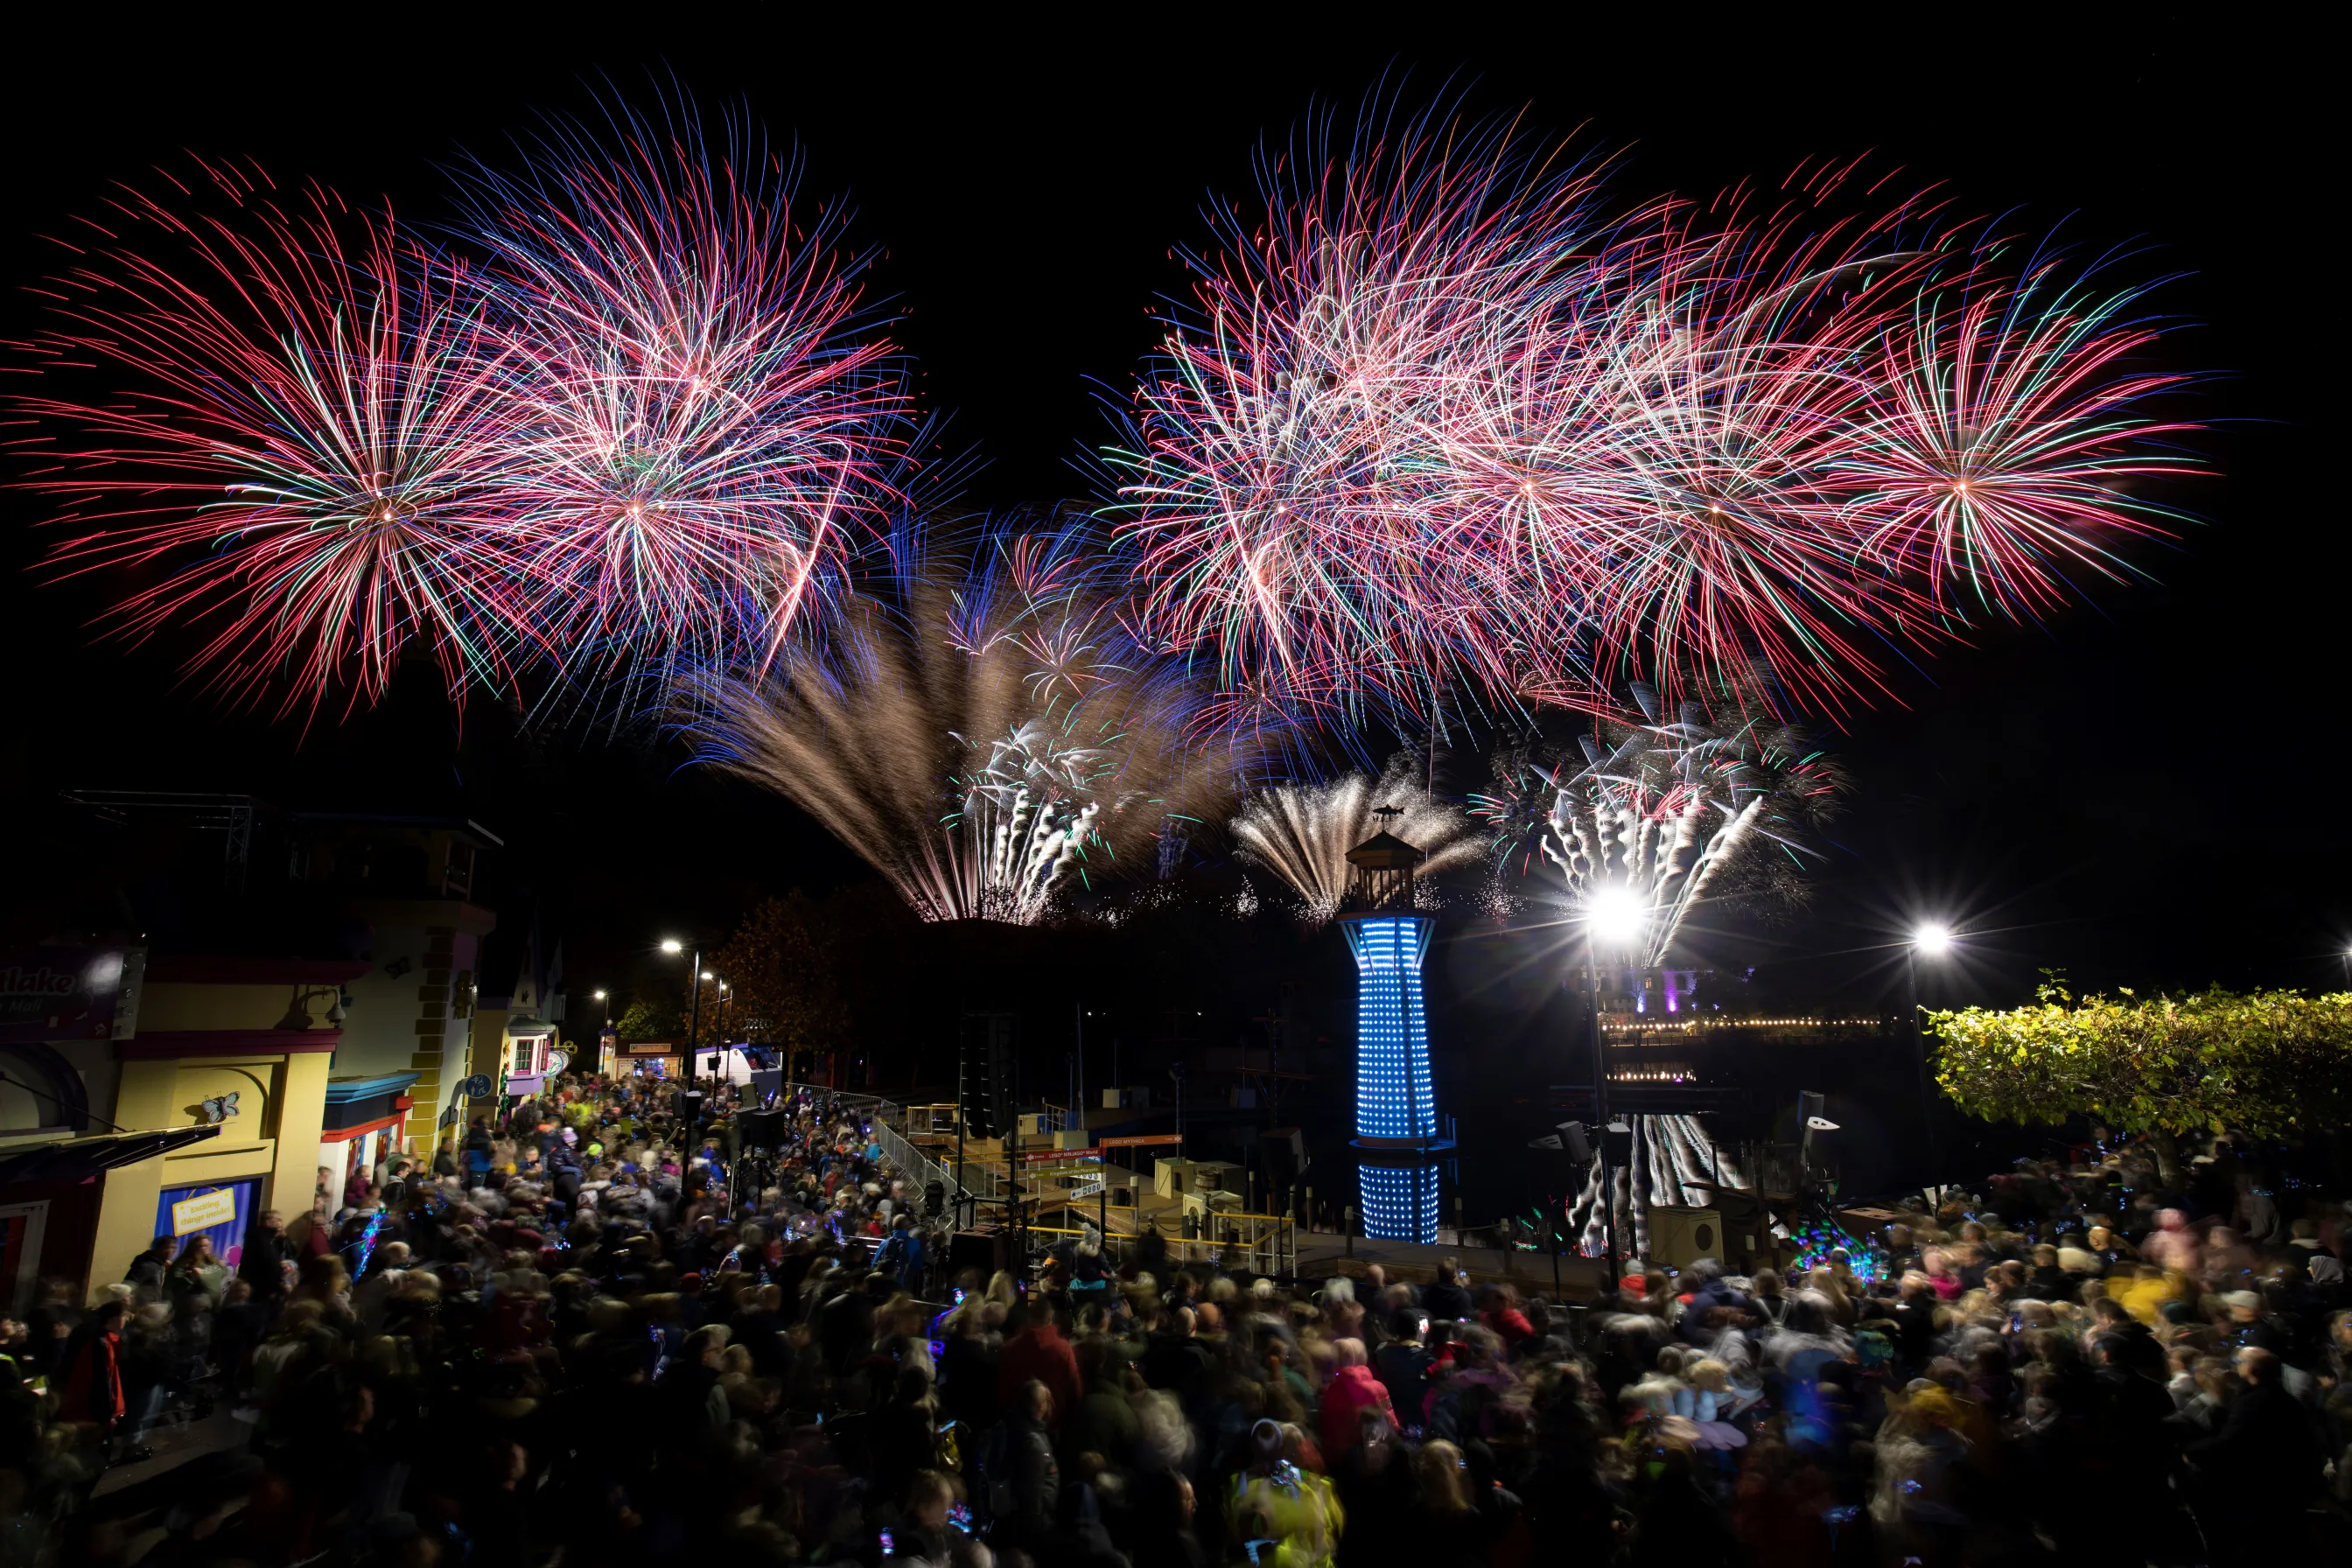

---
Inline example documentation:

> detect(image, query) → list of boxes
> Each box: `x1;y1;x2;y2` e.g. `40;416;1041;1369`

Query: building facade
284;816;500;1152
1;948;353;1305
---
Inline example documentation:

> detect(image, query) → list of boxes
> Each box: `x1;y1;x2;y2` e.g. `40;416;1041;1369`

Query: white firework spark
1232;752;1486;924
1479;687;1843;964
680;522;1252;923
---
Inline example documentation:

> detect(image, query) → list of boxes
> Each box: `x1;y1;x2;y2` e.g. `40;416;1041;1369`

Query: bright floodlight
592;989;607;1000
1586;886;1647;948
1913;922;1955;956
660;939;684;955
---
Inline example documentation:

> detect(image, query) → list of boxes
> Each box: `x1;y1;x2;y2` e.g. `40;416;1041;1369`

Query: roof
0;1126;220;1184
324;1071;421;1103
1344;830;1424;868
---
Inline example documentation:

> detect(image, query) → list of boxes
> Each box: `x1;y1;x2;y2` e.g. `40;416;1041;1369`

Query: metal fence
764;1082;1309;1280
771;1083;1009;1204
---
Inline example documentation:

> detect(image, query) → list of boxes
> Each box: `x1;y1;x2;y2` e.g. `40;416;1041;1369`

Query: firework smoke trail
1232;752;1486;924
679;519;1254;923
1118;112;2201;724
455;96;907;710
17;164;522;719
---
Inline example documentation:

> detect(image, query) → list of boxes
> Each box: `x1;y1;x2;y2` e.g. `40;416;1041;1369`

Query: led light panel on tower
1359;1162;1441;1244
1344;914;1435;1141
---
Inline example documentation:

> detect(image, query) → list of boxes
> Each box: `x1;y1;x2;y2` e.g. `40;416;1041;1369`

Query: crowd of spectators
0;1076;2345;1565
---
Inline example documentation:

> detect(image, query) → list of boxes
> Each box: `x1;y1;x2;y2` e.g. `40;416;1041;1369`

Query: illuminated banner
0;948;132;1043
1098;1133;1184;1151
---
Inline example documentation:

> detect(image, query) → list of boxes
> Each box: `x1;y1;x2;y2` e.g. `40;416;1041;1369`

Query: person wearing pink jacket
1318;1338;1396;1460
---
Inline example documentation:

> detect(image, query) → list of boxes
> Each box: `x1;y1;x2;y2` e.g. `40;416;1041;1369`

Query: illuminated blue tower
1342;822;1451;1242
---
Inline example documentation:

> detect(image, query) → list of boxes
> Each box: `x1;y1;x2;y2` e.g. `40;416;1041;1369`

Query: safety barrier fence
766;1082;1303;1278
1019;1208;1298;1278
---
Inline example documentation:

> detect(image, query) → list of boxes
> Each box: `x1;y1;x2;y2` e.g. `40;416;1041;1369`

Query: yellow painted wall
83;1048;332;1302
269;1050;331;1228
134;983;304;1032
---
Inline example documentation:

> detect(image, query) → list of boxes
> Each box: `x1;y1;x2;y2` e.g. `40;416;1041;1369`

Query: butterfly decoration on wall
198;1093;241;1124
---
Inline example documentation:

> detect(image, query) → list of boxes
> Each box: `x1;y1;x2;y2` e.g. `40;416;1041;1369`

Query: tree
613;998;681;1042
1927;978;2352;1184
708;892;851;1058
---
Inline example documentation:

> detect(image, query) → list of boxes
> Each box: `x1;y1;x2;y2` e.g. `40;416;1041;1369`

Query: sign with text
0;948;131;1043
169;1187;238;1237
1017;1146;1104;1164
1098;1133;1185;1151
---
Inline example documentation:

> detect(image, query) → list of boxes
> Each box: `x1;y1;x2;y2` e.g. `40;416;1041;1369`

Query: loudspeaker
679;1091;705;1131
949;1226;1009;1278
1797;1090;1827;1157
960;1013;1014;1140
1262;1127;1308;1188
739;1108;788;1150
1647;1207;1724;1270
1558;1121;1593;1164
923;1180;946;1218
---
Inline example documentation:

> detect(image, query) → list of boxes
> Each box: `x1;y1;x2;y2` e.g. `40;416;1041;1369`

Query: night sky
2;18;2333;1021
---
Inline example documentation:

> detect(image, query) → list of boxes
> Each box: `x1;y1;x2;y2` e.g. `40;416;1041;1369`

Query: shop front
79;954;360;1299
319;1072;420;1214
615;1040;681;1078
153;1177;258;1267
88;1029;336;1298
502;1027;555;1101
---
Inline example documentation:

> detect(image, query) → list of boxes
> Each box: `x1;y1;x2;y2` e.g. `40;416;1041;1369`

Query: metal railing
1021;1208;1298;1278
872;1118;1004;1202
767;1082;1011;1205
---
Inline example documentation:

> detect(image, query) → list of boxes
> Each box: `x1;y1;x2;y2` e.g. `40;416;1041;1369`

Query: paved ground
90;1404;251;1502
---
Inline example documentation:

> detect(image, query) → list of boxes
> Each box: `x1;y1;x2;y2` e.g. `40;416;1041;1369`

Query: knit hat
2221;1290;2259;1311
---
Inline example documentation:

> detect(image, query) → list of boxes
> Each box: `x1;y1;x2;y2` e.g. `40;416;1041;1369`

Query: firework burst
1117;111;2201;724
1115;104;1621;719
456;98;908;699
17;164;522;718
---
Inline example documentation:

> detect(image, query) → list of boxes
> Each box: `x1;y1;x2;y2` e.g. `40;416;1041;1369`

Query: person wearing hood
1317;1338;1395;1460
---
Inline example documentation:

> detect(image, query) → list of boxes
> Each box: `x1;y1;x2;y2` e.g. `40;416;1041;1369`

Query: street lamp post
1581;886;1645;1300
1907;924;1955;1184
661;939;706;1105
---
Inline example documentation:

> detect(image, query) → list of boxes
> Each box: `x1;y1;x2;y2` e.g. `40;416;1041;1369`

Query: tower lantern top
1343;817;1423;913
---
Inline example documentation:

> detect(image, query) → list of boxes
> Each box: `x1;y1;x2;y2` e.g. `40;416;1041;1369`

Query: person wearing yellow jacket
1227;1418;1343;1568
